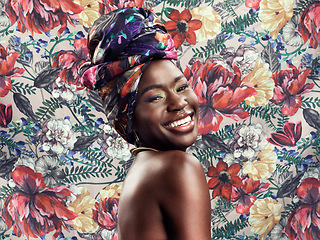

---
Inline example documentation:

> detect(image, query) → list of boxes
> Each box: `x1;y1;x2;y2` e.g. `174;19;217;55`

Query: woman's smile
163;113;195;133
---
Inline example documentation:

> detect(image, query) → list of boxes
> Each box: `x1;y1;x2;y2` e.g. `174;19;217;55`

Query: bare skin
117;60;211;239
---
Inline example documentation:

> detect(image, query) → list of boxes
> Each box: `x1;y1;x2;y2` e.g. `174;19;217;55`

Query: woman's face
134;59;199;151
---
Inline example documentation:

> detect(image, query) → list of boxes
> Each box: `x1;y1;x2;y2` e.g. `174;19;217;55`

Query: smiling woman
80;7;211;240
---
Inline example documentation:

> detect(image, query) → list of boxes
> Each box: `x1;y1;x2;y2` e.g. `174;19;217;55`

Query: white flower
35;155;65;187
52;78;84;104
99;124;131;160
39;118;77;155
282;15;304;47
233;45;260;77
232;124;267;160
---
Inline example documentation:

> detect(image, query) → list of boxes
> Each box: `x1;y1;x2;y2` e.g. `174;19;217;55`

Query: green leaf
221;11;260;34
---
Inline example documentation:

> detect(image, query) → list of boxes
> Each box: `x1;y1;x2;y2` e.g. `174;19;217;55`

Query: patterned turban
80;7;177;145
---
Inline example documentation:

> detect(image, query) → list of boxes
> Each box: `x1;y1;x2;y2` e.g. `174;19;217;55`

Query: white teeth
166;116;192;128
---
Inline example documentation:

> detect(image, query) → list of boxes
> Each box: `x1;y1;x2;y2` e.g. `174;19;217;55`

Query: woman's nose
167;92;188;112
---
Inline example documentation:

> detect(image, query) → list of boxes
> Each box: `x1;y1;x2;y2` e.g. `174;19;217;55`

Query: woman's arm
155;150;212;240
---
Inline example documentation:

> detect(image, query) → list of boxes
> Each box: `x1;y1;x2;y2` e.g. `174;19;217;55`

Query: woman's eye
177;84;189;92
145;95;163;102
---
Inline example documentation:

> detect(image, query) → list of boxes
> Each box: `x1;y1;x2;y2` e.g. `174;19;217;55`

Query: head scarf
80;7;177;145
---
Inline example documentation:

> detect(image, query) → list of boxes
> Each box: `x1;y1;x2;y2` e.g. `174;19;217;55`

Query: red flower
207;161;242;201
99;0;144;15
267;121;302;147
5;0;83;36
245;0;261;9
1;165;77;239
231;176;270;215
270;64;313;116
0;103;12;128
184;58;256;134
285;178;320;239
298;2;320;49
93;197;119;240
0;45;24;97
52;38;89;90
165;9;202;49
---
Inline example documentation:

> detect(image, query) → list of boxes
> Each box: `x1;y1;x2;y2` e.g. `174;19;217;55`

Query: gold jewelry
133;130;140;145
130;147;159;156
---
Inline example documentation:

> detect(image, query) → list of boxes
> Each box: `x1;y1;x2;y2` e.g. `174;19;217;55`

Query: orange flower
165;9;202;49
207;161;242;201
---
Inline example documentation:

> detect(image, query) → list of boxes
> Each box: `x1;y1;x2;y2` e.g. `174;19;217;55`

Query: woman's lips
163;115;195;133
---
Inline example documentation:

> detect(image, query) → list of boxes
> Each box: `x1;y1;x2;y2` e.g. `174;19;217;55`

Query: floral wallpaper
0;0;320;239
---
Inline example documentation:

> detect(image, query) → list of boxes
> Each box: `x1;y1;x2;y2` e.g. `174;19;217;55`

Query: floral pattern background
0;0;320;239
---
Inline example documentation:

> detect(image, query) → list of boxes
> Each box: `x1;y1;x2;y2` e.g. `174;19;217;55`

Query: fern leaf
35;98;62;121
221;11;259;34
192;35;228;58
212;217;249;239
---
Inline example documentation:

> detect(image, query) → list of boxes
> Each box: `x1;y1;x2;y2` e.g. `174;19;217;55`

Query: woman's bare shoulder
136;150;203;179
140;150;208;195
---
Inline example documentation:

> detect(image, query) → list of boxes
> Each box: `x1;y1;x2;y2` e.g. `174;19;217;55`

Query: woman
81;7;211;239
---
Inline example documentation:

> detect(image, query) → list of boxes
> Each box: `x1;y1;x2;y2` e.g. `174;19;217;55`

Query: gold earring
133;130;140;146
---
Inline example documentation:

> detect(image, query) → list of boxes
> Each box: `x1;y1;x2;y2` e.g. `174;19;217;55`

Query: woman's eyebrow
140;84;163;97
140;75;186;97
174;74;186;82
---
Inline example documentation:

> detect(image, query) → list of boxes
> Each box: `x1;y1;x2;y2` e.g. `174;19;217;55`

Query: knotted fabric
80;7;177;144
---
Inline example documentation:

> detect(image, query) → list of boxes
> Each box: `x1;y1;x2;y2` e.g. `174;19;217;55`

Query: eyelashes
176;83;190;92
143;82;190;103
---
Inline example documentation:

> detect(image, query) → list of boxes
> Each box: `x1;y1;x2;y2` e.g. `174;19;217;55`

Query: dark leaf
277;171;305;198
201;133;230;153
303;108;320;130
72;134;99;151
34;61;50;74
261;43;280;73
0;156;18;179
87;90;104;112
13;93;37;121
34;67;62;88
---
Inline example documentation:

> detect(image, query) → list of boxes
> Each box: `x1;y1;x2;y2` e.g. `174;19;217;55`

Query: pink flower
245;0;261;9
99;0;144;15
0;103;12;128
184;58;256;134
92;184;121;240
1;165;77;239
5;0;83;36
267;121;302;147
52;38;89;90
231;176;270;215
298;2;320;49
270;64;313;116
0;45;24;97
285;178;320;239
